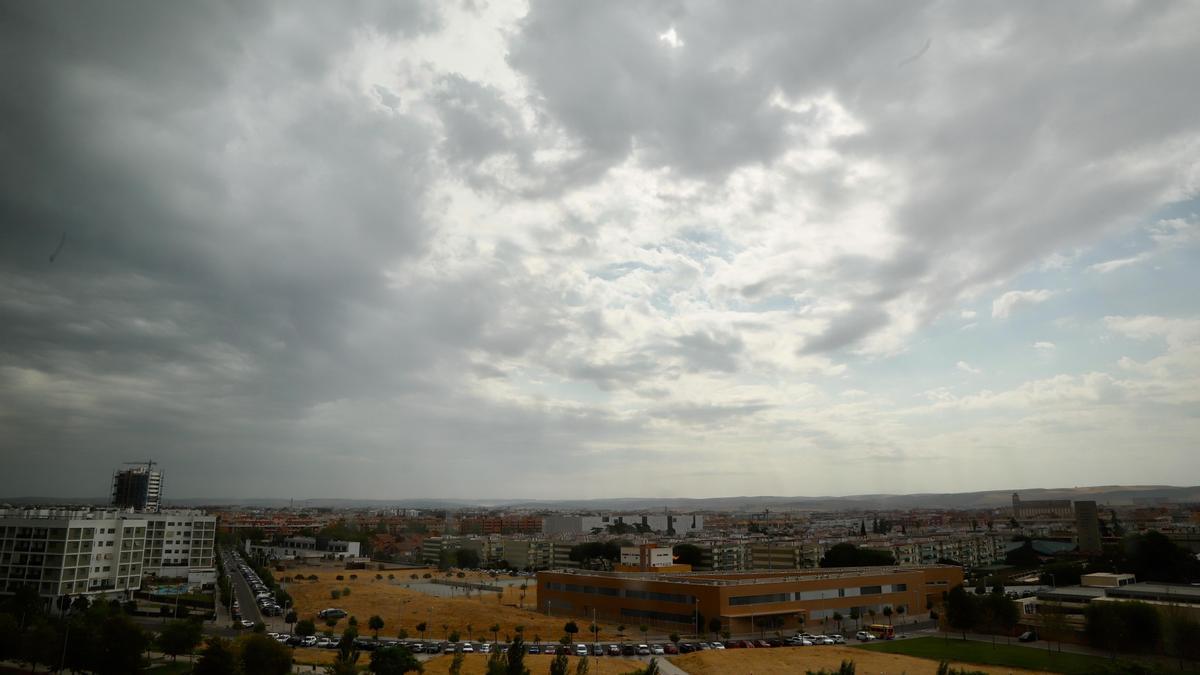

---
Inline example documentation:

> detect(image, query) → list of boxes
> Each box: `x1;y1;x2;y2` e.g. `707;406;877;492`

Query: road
220;545;263;626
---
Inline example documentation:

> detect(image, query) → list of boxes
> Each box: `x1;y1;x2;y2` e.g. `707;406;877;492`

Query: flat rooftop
543;565;957;587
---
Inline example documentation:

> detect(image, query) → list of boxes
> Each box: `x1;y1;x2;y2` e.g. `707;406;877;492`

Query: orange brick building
538;565;962;634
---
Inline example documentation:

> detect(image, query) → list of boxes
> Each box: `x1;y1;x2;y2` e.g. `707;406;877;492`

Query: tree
328;652;363;675
449;652;466;675
849;607;861;630
239;633;293;675
370;646;424;674
883;606;893;625
95;613;148;675
564;620;579;642
416;621;427;640
296;618;317;636
549;651;570;675
506;636;531;675
491;623;501;643
640;624;649;642
708;617;722;638
1085;602;1126;658
369;615;385;638
617;625;626;642
285;609;298;628
159;618;203;661
1039;603;1070;654
672;544;703;567
820;543;895;567
1165;609;1200;669
895;605;906;624
669;632;680;645
22;620;59;673
945;585;977;640
455;548;481;569
860;521;867;537
194;637;239;675
575;654;590;675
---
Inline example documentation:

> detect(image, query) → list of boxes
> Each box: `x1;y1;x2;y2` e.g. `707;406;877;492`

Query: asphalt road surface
221;546;263;626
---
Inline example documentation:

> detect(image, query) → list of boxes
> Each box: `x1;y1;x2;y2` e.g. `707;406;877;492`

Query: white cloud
956;361;982;375
992;289;1057;319
1089;216;1198;273
1033;341;1056;351
961;310;977;319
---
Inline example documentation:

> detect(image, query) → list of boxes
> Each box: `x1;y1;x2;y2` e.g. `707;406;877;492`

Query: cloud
956;361;982;375
2;2;1200;498
992;290;1058;319
1089;217;1198;273
1033;341;1057;351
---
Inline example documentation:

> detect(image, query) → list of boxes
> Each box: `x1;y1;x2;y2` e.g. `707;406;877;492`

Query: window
730;592;791;606
860;586;882;595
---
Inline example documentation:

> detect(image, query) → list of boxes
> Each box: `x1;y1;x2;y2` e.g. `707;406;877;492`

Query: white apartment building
142;511;218;584
245;536;361;562
0;509;147;603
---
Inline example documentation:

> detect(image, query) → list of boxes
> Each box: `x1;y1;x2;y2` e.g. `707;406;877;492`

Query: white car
240;620;254;628
461;644;474;653
855;630;876;641
710;642;725;649
317;638;335;649
303;636;318;647
829;634;846;644
650;644;665;655
575;644;588;656
479;643;492;653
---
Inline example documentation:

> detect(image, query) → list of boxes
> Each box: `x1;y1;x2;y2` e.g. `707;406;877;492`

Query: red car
664;643;678;654
754;640;772;649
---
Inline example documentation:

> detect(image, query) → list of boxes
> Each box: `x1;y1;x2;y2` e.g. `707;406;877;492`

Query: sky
1;1;1199;501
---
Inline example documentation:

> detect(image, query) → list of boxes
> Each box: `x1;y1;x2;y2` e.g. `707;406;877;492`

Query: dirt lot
279;563;621;645
669;647;1054;675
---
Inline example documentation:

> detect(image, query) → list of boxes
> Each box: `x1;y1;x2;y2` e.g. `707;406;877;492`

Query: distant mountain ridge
4;485;1197;512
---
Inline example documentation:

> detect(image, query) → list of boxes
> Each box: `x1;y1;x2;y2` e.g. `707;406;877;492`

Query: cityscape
3;2;1200;675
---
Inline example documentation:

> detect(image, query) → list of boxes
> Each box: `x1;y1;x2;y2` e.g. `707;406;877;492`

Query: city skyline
2;2;1199;500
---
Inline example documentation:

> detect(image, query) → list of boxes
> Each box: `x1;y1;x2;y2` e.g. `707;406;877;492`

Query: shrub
308;574;318;581
342;587;351;597
336;575;344;581
936;663;986;675
350;574;358;580
806;661;856;675
331;589;341;600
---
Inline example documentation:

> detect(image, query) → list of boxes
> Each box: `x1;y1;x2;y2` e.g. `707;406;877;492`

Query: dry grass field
279;563;625;645
420;654;649;675
669;647;1055;675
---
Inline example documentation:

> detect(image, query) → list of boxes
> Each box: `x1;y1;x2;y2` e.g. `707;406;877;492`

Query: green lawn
855;636;1134;674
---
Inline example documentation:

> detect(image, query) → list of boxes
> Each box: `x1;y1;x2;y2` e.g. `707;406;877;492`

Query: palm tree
640;625;649;643
490;623;500;643
833;611;844;634
883;606;893;625
867;609;877;627
896;605;906;624
442;623;449;640
849;607;860;630
617;625;626;643
417;622;427;641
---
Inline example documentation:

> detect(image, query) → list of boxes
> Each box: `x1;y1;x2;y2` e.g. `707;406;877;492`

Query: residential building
543;514;705;536
1012;493;1072;520
111;463;163;512
142;510;217;584
0;509;147;605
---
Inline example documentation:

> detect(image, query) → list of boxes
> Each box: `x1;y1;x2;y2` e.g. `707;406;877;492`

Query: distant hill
5;485;1197;512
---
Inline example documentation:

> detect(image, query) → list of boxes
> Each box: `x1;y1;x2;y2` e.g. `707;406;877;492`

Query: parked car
608;644;621;656
754;640;772;649
622;644;637;656
636;644;651;656
650;644;665;655
710;642;725;650
1019;631;1038;642
663;643;678;654
829;634;846;644
461;644;474;653
528;645;541;655
575;644;588;656
592;644;604;656
855;631;876;641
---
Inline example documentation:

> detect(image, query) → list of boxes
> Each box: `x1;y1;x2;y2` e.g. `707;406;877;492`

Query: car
275;633;291;643
287;636;304;646
592;644;604;656
754;640;771;649
443;643;457;654
829;634;846;644
267;632;279;639
1019;631;1038;642
239;619;254;629
528;645;541;655
723;640;740;649
575;643;588;656
650;644;665;655
622;644;637;656
479;643;492;653
637;644;651;656
319;608;348;619
544;645;556;655
855;631;876;641
303;636;318;647
461;644;474;653
663;643;678;654
766;638;784;647
607;644;621;656
813;636;835;645
679;643;695;653
317;638;335;649
710;642;724;650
